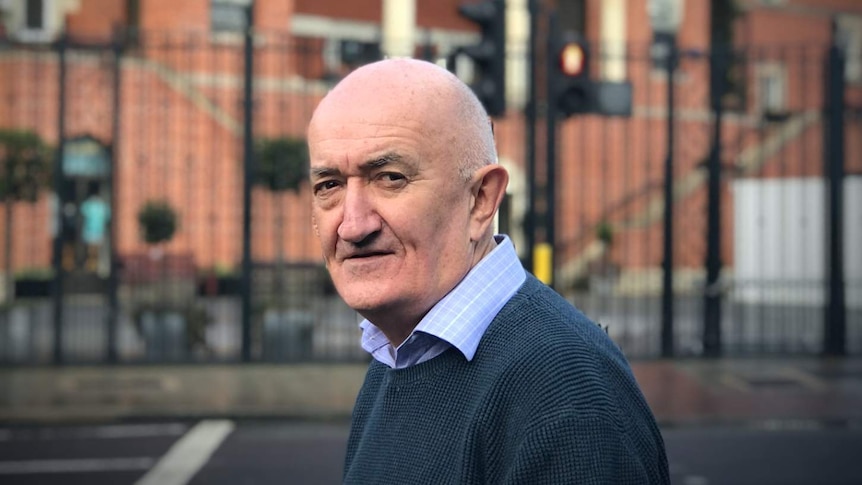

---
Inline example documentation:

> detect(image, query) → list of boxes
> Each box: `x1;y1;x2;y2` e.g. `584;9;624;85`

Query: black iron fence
0;29;859;364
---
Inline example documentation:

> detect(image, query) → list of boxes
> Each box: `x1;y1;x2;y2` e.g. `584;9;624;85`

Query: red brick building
1;0;859;297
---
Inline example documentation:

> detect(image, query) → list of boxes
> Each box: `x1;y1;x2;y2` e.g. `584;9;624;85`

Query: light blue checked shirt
359;235;526;369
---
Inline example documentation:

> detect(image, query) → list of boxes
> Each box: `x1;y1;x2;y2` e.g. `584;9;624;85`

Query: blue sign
63;136;109;177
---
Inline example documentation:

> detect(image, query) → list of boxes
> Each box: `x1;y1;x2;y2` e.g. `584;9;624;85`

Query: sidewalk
635;357;862;426
1;357;861;425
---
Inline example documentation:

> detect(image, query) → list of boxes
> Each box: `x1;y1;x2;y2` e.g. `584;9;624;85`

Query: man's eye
377;172;407;186
314;180;340;194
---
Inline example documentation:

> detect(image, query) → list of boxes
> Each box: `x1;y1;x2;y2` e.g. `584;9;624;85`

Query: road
1;420;861;484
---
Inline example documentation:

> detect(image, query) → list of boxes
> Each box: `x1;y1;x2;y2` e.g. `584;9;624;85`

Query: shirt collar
359;235;526;364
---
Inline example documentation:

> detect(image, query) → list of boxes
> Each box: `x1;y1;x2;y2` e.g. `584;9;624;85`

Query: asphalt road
1;420;861;484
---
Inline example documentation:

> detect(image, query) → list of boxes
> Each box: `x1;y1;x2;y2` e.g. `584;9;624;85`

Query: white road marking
0;423;188;441
87;423;189;439
0;457;155;474
134;419;235;485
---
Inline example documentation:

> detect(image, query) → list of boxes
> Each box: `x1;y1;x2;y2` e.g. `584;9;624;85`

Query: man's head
307;58;508;344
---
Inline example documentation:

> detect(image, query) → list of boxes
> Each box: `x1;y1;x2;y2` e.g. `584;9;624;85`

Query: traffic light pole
542;12;592;289
524;0;538;273
544;14;561;289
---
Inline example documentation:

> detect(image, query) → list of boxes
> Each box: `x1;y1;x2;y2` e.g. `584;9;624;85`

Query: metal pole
703;44;725;357
824;37;846;356
51;36;68;365
660;39;676;358
545;13;558;289
107;32;123;363
240;3;255;362
524;0;538;271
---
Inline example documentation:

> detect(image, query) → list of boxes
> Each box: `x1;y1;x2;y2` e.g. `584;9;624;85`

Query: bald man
307;58;669;484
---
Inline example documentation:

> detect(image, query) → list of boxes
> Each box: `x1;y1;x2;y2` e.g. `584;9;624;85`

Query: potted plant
253;137;313;359
137;199;178;251
134;199;207;359
0;130;53;303
254;136;308;295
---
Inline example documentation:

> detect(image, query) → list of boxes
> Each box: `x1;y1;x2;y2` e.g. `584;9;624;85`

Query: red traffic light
559;42;585;76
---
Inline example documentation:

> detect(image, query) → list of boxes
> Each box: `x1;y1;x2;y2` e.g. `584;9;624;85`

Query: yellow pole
533;242;553;285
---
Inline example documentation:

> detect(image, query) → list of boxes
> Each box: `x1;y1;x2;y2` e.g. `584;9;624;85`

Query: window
837;15;862;85
755;63;786;116
25;0;44;29
340;39;381;67
211;0;249;33
15;0;53;43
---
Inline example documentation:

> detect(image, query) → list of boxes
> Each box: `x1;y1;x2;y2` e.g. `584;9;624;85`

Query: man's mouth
343;250;390;261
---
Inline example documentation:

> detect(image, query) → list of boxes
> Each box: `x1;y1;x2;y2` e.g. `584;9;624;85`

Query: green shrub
137;200;178;244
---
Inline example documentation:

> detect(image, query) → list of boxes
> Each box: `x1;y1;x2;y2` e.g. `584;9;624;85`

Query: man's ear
469;164;509;241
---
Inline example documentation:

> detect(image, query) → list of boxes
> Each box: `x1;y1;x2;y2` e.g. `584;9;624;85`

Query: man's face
308;98;475;328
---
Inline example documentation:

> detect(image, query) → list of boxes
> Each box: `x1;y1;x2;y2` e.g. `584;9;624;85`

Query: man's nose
337;182;381;244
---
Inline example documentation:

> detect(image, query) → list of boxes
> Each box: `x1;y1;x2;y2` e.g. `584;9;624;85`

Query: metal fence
0;29;859;364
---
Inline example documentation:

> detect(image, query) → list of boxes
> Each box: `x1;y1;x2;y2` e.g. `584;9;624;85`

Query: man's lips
338;250;393;261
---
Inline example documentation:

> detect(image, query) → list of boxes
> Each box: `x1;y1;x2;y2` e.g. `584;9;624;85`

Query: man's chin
335;282;392;314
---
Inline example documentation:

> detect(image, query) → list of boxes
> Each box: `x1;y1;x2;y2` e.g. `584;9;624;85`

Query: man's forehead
313;76;447;126
308;103;430;150
313;91;423;128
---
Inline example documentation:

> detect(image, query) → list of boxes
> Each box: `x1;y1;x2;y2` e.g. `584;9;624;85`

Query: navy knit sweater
343;275;669;484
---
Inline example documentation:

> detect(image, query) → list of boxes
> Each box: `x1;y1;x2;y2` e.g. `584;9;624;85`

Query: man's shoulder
478;275;633;385
493;275;610;351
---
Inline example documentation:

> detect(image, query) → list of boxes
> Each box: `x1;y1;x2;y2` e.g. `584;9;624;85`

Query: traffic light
550;32;593;117
457;0;506;116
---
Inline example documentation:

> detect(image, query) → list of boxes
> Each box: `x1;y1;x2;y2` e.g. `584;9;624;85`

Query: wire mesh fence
0;31;859;363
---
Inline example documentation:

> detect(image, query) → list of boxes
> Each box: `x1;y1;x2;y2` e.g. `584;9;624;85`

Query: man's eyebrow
310;153;413;178
362;153;404;170
310;166;340;179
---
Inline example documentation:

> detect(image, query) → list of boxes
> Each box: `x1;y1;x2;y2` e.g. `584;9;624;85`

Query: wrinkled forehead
311;84;442;137
307;91;438;176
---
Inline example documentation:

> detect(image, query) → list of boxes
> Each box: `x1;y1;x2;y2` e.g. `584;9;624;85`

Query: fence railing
0;31;859;364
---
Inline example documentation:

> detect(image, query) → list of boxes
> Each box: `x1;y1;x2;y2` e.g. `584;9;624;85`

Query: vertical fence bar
660;40;677;358
823;34;846;356
240;3;256;362
106;33;123;363
703;44;725;357
51;37;68;365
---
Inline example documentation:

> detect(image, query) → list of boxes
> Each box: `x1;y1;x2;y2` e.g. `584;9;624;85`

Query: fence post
823;28;846;356
660;37;678;358
106;31;124;364
702;44;726;357
241;3;256;362
51;36;68;365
